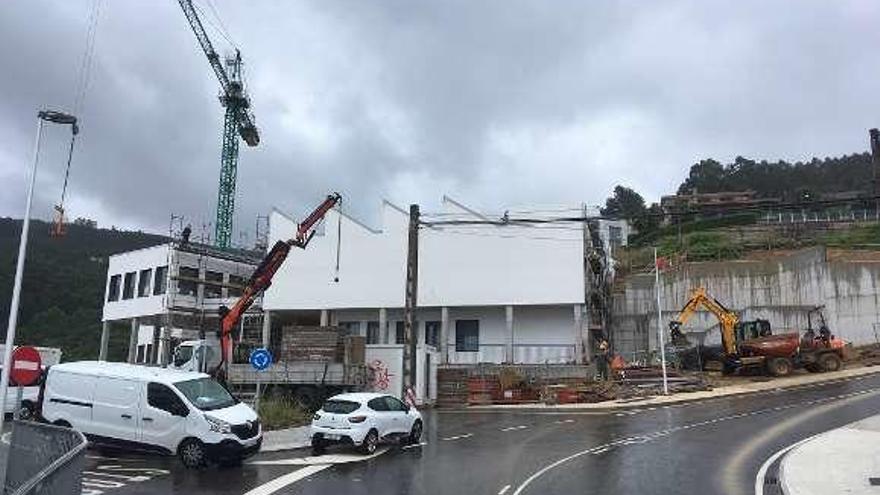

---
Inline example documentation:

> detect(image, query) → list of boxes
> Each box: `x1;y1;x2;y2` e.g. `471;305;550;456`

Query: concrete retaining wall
612;247;880;357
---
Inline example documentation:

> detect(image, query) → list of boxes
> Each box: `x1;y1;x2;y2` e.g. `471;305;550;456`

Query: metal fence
4;421;87;495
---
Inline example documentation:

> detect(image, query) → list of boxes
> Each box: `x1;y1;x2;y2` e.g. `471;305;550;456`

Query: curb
457;365;880;413
261;442;311;453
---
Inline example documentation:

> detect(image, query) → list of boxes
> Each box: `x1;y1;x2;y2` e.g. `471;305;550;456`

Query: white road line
498;484;511;495
441;433;474;441
402;442;428;450
500;425;528;432
250;447;389;466
242;465;331;495
553;419;575;424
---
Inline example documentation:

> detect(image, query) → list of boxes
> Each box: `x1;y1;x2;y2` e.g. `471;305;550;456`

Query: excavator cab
735;319;772;343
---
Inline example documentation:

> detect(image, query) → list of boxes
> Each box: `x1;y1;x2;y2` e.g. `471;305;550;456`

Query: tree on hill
677;153;873;200
0;218;167;361
600;185;660;233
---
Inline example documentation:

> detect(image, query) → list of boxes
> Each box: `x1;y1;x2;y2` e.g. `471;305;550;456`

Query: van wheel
819;353;843;373
358;430;378;455
18;401;35;421
767;357;793;377
179;439;207;469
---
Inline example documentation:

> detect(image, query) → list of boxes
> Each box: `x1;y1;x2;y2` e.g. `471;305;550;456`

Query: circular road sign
249;348;273;372
10;346;42;386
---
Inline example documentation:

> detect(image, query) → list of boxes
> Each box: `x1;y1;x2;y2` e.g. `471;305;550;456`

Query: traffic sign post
249;348;272;413
10;346;41;421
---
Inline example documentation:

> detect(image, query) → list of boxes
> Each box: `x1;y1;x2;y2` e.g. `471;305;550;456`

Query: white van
41;361;261;468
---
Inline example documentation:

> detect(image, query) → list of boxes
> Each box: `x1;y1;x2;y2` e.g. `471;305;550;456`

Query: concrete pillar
151;325;161;364
320;309;329;327
262;311;272;348
505;305;514;363
329;310;338;327
440;307;449;364
159;325;170;367
127;318;139;364
573;305;584;364
99;320;110;361
379;308;388;344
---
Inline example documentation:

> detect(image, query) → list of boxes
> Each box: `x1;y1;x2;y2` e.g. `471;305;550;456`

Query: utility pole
654;247;669;395
402;204;420;402
869;128;880;213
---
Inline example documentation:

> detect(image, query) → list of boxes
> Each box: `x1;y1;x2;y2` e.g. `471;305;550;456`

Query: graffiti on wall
367;359;394;391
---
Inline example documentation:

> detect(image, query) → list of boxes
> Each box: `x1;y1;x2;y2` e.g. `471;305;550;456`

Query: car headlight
205;415;231;434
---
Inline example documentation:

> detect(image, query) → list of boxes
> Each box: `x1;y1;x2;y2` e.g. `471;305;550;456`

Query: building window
204;271;223;299
138;268;152;297
154;266;168;295
338;321;360;336
177;266;199;296
425;321;441;347
107;274;121;302
228;275;245;298
455;320;479;352
136;345;145;363
122;272;136;300
395;322;405;344
366;321;380;344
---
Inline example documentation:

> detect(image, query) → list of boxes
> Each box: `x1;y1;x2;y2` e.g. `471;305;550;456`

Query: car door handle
121;414;132;419
143;417;154;422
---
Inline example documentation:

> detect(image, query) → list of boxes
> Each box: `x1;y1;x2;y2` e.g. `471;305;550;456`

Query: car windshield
322;399;360;414
174;377;237;411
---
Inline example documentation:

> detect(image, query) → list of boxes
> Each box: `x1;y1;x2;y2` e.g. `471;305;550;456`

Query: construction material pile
280;326;344;362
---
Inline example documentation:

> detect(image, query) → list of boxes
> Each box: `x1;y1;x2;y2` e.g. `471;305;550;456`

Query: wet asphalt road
84;371;880;495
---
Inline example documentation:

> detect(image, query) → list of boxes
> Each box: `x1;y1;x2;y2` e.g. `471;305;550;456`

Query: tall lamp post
0;110;78;435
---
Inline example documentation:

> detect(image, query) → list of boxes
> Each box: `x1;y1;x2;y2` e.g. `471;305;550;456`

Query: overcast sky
2;1;879;243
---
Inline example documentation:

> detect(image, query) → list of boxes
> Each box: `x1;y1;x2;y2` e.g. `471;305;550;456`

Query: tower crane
178;0;259;249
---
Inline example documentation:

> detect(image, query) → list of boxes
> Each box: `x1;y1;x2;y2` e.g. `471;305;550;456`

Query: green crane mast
178;0;259;249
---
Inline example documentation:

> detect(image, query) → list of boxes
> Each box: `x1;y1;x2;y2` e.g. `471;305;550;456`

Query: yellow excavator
669;288;845;376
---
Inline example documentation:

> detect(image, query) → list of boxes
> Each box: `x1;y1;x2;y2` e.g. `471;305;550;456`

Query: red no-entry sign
10;346;42;386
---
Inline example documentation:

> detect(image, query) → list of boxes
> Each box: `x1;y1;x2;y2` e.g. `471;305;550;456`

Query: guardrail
4;421;87;495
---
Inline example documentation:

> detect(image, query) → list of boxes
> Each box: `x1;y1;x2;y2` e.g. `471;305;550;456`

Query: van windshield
174;378;237;411
173;346;193;367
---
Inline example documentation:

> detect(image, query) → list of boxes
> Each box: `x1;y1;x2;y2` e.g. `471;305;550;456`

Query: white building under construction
261;196;628;366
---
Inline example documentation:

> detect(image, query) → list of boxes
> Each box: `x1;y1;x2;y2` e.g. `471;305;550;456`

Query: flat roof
50;361;207;383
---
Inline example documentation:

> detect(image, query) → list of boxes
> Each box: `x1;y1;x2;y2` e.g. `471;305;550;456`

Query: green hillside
0;218;166;361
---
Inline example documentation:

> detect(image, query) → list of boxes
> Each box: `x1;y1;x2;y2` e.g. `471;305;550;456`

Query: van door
44;371;97;429
91;377;142;444
141;382;190;453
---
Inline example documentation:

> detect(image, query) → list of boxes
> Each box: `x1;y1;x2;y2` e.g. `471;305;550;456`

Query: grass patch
822;224;880;248
257;397;312;431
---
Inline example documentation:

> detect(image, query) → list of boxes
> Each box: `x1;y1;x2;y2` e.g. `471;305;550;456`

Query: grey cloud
2;0;879;240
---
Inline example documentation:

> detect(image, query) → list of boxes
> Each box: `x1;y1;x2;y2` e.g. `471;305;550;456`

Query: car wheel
358;429;378;455
311;436;326;456
178;439;208;469
406;420;423;445
819;353;842;373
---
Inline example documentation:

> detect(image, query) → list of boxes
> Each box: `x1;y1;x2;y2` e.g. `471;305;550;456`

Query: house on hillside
261;196;629;366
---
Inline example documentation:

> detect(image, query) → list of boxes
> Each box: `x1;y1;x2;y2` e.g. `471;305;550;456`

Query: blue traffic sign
249;348;273;372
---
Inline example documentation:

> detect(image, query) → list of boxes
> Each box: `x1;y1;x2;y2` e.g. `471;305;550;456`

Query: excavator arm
668;287;739;356
213;193;341;377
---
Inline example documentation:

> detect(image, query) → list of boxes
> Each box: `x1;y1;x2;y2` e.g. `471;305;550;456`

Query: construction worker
596;339;610;381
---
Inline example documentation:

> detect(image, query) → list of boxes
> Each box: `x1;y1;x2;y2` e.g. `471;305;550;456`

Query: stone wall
611;247;880;358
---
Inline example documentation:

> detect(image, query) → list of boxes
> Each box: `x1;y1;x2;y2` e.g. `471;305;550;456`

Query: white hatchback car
310;392;423;455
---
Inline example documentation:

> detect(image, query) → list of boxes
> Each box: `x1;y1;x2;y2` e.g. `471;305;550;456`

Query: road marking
1;432;10;445
500;425;528;432
513;385;880;495
498;484;511;495
441;433;473;441
242;465;331;495
250;447;389;466
553;419;575;424
402;442;427;450
753;436;818;495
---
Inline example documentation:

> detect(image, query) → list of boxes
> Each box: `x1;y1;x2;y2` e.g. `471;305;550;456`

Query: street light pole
0;110;77;436
654;247;669;395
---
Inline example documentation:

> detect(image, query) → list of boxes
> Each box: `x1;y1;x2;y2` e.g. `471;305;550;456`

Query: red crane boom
214;193;341;377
